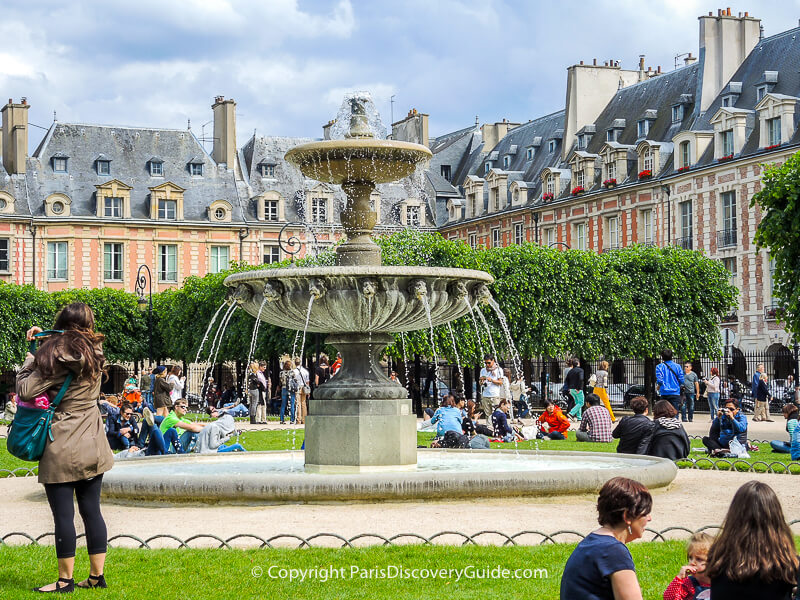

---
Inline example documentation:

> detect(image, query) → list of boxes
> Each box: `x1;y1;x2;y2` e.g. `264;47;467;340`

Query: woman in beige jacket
16;303;114;592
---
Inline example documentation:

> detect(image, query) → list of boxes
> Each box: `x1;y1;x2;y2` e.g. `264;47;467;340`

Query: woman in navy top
560;477;652;600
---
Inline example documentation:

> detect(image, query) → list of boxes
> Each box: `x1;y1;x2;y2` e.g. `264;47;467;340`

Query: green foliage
0;282;55;369
751;151;800;335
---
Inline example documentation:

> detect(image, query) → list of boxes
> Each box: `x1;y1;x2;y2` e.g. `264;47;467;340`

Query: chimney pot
657;65;661;73
744;11;748;16
21;97;27;105
593;58;597;65
727;7;731;16
579;60;584;65
7;98;11;105
708;11;712;16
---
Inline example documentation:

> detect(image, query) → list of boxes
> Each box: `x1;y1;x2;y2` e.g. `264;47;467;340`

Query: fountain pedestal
304;333;417;471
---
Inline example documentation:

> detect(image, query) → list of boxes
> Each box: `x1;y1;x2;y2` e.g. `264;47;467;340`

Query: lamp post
532;212;540;244
135;264;153;367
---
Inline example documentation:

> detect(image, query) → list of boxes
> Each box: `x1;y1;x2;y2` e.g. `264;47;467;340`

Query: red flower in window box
638;169;652;179
764;144;781;151
603;178;617;188
676;166;690;172
717;153;734;162
571;186;585;196
542;192;554;201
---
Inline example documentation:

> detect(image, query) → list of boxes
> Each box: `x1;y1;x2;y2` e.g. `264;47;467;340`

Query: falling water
400;331;412;398
487;297;524;381
297;296;316;363
291;330;301;360
206;303;239;383
244;295;269;394
464;298;485;357
446;322;464;395
191;300;229;394
474;307;499;361
421;295;440;396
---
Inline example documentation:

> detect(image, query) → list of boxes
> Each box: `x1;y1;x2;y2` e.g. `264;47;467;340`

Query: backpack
287;371;299;393
442;430;470;448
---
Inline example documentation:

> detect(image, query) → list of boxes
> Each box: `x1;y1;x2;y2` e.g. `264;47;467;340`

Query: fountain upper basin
223;265;494;333
102;449;679;504
285;139;432;185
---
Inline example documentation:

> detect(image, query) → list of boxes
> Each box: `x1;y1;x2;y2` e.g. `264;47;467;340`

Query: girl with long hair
16;303;114;592
167;365;185;406
706;480;798;598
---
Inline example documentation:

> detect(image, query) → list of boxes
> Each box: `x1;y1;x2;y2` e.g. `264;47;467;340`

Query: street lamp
135;264;153;367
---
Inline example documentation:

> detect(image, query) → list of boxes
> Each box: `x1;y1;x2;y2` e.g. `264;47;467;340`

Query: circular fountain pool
102;450;677;504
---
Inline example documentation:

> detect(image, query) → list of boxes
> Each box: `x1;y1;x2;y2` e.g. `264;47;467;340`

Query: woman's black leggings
44;475;107;559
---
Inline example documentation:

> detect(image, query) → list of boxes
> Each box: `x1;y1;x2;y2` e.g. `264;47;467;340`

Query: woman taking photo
706;480;798;599
16;303;114;592
152;365;173;417
561;476;652;600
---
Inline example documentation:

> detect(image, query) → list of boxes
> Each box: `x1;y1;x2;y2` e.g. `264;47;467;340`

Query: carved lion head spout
309;278;327;299
409;279;427;300
361;279;377;299
449;281;469;300
263;280;284;302
474;284;492;306
231;283;254;305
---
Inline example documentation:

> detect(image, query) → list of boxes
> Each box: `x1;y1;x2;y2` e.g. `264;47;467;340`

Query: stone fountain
101;94;678;503
223;94;493;471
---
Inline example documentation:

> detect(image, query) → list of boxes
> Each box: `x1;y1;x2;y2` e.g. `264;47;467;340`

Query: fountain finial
345;96;373;139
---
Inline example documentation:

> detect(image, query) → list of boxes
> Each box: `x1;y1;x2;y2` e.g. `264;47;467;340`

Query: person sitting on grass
157;400;206;454
646;400;690;460
769;403;798;454
105;402;140;452
576;394;613;443
702;399;747;456
537;400;570;440
429;395;463;443
662;532;713;600
612;396;653;455
491;399;522;443
195;412;245;453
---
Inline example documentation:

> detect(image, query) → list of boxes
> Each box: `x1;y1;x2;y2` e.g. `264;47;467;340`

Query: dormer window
158;199;177;220
680;141;690;168
258;162;275;177
577;134;586;150
485;162;492;174
52;155;68;173
440;164;452;181
503;155;510;169
575;170;585;188
722;96;732;108
767;117;781;146
545;176;555;195
548;140;556;153
526;147;534;160
188;159;203;177
642;148;653;171
605;161;617;181
637;120;649;138
606;130;618;142
96;158;111;176
671;105;684;123
148;158;164;177
721;130;734;156
406;205;420;227
757;86;767;102
104;197;122;218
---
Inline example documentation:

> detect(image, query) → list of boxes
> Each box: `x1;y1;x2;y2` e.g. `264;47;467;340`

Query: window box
602;178;617;188
570;186;585;196
717;154;734;162
637;169;652;179
764;304;782;321
676;166;691;173
542;192;554;202
764;144;781;151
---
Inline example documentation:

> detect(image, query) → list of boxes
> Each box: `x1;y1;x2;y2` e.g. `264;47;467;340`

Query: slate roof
26;123;246;222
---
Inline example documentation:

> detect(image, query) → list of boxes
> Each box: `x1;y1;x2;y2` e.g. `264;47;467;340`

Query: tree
0;283;55;369
751;152;800;336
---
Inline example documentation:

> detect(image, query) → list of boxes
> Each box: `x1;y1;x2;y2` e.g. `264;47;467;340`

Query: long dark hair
34;302;105;379
706;481;798;584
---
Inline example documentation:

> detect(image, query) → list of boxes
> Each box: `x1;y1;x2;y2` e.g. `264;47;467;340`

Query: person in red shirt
537;400;570;440
663;532;713;599
330;353;342;377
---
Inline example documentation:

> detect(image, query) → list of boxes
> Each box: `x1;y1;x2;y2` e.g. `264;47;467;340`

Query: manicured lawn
0;539;690;599
2;427;798;478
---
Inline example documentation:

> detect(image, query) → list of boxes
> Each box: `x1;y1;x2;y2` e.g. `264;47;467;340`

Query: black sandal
34;577;74;593
77;574;107;589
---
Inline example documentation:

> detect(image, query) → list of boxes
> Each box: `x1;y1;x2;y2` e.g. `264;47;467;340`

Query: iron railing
675;236;693;250
717;228;737;248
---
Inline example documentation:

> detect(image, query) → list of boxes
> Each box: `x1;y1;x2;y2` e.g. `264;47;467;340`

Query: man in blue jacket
655;349;684;413
702;398;748;455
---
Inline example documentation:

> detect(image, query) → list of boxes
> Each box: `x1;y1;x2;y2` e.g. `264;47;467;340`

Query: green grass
0;540;690;599
2;427;798;477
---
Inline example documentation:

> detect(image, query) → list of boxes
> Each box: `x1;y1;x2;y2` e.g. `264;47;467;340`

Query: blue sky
2;1;799;149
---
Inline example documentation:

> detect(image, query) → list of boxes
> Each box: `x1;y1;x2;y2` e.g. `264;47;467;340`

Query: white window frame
642;209;653;244
468;233;477;249
637;120;649;138
721;191;737;233
491;227;501;248
767;117;781;146
503;155;510;169
526;148;534;160
548;140;556;153
311;197;328;224
680;200;693;240
672;105;683;123
756;85;767;102
545;176;555;195
210;245;230;274
642;148;654;171
607;216;620;249
47;241;68;281
260;164;275;177
104;197;122;218
158;244;178;283
97;160;111;175
577;135;586;150
721;129;734;156
680;141;690;168
574;223;586;251
722;256;737;283
263;245;280;264
0;237;9;272
264;199;278;222
513;222;524;245
545;227;556;247
149;161;164;177
606;129;618;142
406;205;420;227
189;162;203;176
158;199;177;220
605;161;616;181
103;242;123;281
575;170;585;188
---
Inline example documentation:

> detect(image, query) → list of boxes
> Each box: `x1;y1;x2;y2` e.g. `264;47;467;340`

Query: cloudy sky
2;0;799;150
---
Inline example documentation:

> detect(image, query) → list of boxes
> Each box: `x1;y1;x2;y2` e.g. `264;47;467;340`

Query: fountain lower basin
102;450;678;504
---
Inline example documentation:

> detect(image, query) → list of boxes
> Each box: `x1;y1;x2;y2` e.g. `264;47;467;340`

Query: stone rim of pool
102;450;678;504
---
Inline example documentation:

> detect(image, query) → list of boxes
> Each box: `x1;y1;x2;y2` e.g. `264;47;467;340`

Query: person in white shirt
167;366;185;406
479;355;504;421
293;357;310;425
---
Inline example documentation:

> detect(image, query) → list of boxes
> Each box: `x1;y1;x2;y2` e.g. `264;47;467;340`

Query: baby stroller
513;394;531;419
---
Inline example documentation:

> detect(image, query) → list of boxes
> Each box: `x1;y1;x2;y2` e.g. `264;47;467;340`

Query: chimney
684;52;697;65
698;10;761;110
1;97;30;175
391;108;430;147
211;96;236;168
